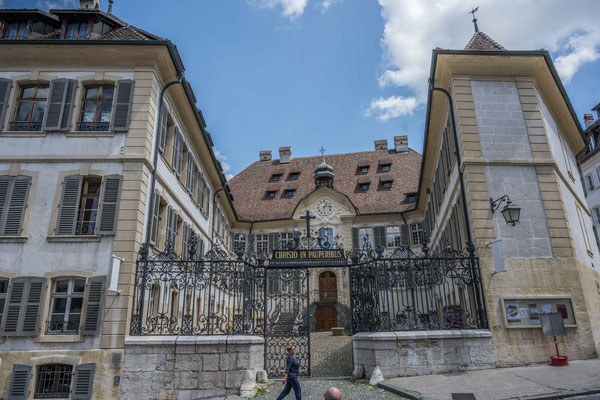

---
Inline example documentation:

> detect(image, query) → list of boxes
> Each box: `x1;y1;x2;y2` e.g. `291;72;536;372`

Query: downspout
144;76;183;247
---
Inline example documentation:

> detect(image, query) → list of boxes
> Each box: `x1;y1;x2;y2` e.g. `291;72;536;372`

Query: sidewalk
379;358;600;400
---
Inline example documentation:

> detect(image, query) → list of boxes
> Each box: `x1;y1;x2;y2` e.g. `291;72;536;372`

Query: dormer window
359;183;370;191
380;164;391;172
65;22;90;40
4;22;30;39
381;180;393;190
406;194;416;203
266;191;277;199
285;189;296;197
271;174;282;182
359;166;369;174
289;172;300;180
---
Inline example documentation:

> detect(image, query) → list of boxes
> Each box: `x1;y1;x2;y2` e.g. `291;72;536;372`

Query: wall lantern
490;195;521;226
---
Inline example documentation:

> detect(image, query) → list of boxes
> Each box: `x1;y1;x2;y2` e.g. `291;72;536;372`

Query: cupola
314;147;334;188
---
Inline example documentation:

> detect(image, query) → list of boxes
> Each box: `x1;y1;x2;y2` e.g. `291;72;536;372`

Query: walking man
324;386;342;399
276;344;301;400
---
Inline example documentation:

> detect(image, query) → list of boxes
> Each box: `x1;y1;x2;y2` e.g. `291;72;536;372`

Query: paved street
253;378;404;399
310;332;353;377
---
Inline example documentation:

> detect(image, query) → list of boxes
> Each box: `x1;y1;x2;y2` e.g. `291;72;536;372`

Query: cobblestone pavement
309;332;353;377
253;379;405;399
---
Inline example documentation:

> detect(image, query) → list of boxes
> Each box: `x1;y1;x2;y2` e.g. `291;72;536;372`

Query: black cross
469;6;479;33
300;210;316;236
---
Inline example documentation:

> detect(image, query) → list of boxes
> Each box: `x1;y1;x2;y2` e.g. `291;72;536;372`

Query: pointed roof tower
464;7;506;51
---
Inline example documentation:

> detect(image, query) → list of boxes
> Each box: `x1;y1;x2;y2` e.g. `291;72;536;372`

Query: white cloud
364;95;421;122
318;0;341;14
368;0;600;120
248;0;309;20
36;0;77;10
214;149;233;179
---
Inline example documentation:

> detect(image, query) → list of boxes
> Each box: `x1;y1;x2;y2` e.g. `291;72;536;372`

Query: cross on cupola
300;210;316;236
313;146;335;188
469;6;479;33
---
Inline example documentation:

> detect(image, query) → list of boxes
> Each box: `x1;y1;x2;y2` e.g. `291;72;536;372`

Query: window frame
46;277;86;335
65;21;90;40
255;234;268;254
78;84;114;131
76;177;102;235
266;191;276;199
410;223;424;246
284;189;295;197
358;182;370;191
386;226;402;248
379;163;391;172
358;227;373;249
35;364;73;399
587;175;594;191
380;180;393;190
4;21;30;39
234;233;246;253
289;172;300;180
12;84;49;131
271;174;282;182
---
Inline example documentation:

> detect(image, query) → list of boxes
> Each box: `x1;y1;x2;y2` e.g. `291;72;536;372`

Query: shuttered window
386;226;402;247
0;175;31;236
72;363;96;399
78;85;113;131
96;175;122;235
359;227;373;249
410;223;424;246
0;277;46;336
35;364;72;399
47;278;85;335
186;153;195;193
197;173;205;209
13;84;48;132
81;276;106;335
182;222;189;258
42;79;77;131
8;364;31;400
166;206;178;248
0;78;11;130
0;278;8;328
110;80;134;131
172;127;183;176
149;190;160;246
158;99;168;152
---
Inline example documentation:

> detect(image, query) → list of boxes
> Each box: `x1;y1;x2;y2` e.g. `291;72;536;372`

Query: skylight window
271;174;282;182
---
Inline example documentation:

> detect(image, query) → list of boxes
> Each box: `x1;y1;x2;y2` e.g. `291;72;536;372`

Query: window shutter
81;276;106;335
172;127;180;174
8;364;31;400
400;225;409;246
186;153;194;192
352;227;359;249
60;79;77;130
42;78;69;131
166;206;173;245
56;175;83;235
171;208;178;249
0;78;11;129
182;222;189;258
177;131;184;176
96;175;122;235
374;226;386;248
110;79;134;131
21;277;45;336
268;232;279;252
1;278;26;336
205;187;211;215
149;190;160;246
2;176;31;236
197;173;204;208
0;177;9;227
72;363;96;399
158;99;168;153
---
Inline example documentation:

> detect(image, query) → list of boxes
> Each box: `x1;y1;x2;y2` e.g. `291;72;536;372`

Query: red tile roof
98;25;155;41
228;148;422;221
464;31;506;51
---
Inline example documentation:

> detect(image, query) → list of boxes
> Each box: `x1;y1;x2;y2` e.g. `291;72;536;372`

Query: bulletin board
501;297;576;329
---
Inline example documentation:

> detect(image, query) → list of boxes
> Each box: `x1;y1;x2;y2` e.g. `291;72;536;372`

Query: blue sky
5;0;600;178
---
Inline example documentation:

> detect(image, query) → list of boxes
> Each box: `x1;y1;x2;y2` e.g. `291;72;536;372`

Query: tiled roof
228;148;422;221
464;31;506;51
98;25;156;41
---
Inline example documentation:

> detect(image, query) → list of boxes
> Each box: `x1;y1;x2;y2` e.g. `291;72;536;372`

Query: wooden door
319;271;337;301
315;305;337;331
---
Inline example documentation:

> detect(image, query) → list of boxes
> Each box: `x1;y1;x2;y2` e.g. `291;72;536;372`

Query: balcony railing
75;221;96;235
46;320;79;335
10;121;42;131
77;121;110;132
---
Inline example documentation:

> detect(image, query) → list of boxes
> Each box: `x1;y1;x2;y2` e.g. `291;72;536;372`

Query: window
4;21;29;39
289;172;300;180
359;227;373;249
0;279;7;327
78;85;113;131
35;364;73;398
594;208;600;225
75;178;101;235
358;183;370;191
319;227;333;248
380;164;391;172
256;234;268;254
271;174;282;181
596;167;600;185
407;194;417;203
588;136;596;152
381;180;393;190
411;223;423;246
358;166;369;174
285;189;295;197
586;175;595;192
0;175;31;236
65;22;89;40
266;191;276;199
12;84;49;131
280;232;294;248
234;234;246;253
47;278;85;335
386;226;402;247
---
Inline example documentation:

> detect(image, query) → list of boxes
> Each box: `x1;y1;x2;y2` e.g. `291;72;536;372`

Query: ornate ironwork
46;320;79;335
77;121;110;131
10;121;42;131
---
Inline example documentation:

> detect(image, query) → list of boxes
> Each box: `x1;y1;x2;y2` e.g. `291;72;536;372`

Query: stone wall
353;330;495;379
120;336;265;399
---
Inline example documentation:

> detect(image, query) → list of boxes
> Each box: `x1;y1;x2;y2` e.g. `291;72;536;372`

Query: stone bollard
239;370;257;398
256;370;268;383
352;365;364;379
369;366;384;386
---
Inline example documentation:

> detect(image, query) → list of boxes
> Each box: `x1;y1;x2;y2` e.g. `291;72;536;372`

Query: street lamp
490;195;521;226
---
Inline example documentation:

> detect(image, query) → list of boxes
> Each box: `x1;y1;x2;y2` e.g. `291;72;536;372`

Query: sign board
540;312;566;337
501;297;576;328
270;249;346;267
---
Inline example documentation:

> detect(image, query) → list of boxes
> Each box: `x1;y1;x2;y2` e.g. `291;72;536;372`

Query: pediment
292;187;356;226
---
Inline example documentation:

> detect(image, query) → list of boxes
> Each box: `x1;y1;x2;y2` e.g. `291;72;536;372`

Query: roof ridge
464;31;506;51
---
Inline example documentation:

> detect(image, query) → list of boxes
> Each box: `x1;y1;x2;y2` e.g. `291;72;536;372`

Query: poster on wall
541;304;553;314
528;303;540;324
505;302;521;321
556;304;569;319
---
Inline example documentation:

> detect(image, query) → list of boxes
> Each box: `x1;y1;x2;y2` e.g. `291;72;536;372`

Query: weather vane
469;6;479;33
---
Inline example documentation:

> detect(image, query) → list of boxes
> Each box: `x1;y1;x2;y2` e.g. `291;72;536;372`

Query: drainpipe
210;187;225;252
144;76;183;247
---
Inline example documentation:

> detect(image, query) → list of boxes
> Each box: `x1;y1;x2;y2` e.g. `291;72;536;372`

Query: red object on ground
550;355;569;366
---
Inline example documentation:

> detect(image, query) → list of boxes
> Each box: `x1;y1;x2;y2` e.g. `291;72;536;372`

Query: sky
4;0;600;179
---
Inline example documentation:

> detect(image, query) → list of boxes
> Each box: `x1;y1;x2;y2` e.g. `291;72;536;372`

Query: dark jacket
285;354;300;377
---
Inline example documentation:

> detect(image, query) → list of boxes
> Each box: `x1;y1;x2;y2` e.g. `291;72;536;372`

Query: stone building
577;104;600;247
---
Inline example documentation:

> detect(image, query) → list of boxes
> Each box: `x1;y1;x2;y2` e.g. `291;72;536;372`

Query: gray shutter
21;277;45;336
177;131;184;176
400;224;409;246
0;78;11;129
8;364;31;400
172;208;178;248
149;191;160;246
171;127;179;173
56;175;83;235
81;276;106;335
197;173;204;207
205;187;211;215
2;176;30;236
60;79;77;130
72;363;96;399
352;227;359;249
374;226;386;248
182;222;189;258
1;277;26;336
166;206;173;245
42;78;68;131
0;177;9;227
111;79;134;131
268;232;278;252
158;99;167;152
96;175;122;235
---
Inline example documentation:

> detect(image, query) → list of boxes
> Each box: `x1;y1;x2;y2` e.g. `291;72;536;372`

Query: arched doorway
318;271;337;302
315;305;337;331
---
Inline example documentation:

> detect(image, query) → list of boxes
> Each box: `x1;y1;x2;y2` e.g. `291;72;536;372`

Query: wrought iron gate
264;267;311;377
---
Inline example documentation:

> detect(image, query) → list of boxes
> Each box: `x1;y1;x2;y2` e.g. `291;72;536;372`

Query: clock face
316;199;333;216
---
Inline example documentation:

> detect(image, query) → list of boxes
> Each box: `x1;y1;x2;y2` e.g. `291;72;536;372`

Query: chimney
584;113;595;129
80;0;101;10
394;135;408;153
259;150;272;161
374;139;388;151
107;0;113;13
279;146;291;164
